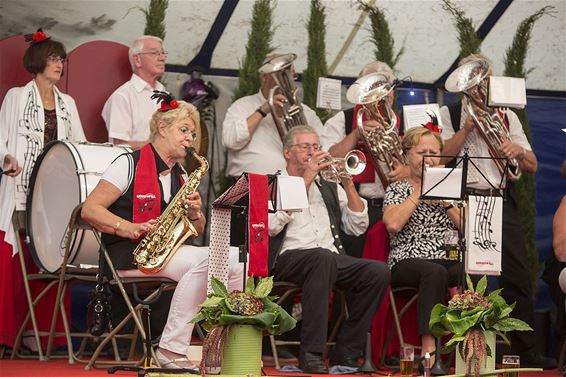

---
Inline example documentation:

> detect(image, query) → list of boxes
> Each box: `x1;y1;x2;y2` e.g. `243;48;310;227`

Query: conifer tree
141;0;168;39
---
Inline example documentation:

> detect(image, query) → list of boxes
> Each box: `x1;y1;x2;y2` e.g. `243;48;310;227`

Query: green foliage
191;276;296;335
503;6;554;291
303;0;331;122
357;1;404;69
232;0;275;101
140;0;168;39
441;0;481;59
429;275;532;353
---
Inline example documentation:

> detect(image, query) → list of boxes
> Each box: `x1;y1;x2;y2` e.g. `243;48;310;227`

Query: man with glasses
268;125;390;373
102;35;167;149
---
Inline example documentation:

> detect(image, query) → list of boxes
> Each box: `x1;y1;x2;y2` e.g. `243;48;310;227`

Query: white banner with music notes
465;195;503;276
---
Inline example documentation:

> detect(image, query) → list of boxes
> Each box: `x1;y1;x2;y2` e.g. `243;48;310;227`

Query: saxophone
346;73;406;188
133;148;209;273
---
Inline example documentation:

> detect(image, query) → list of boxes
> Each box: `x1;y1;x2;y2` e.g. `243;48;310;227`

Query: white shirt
101;74;165;143
440;104;532;190
222;90;323;177
268;174;368;255
321;110;386;199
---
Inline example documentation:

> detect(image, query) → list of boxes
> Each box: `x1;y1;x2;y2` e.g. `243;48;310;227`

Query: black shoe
299;352;328;374
329;354;361;369
520;352;557;369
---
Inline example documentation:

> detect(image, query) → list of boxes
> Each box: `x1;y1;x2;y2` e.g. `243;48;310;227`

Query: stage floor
0;359;562;377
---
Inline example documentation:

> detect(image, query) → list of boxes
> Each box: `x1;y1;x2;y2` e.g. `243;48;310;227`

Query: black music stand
212;172;280;284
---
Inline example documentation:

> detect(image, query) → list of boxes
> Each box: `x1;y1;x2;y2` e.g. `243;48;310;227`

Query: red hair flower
421;111;440;133
33;31;47;43
152;91;179;112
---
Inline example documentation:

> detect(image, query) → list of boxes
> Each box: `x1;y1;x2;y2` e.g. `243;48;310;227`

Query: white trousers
118;246;244;355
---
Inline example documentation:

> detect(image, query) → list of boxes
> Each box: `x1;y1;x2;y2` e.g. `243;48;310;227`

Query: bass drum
26;141;132;273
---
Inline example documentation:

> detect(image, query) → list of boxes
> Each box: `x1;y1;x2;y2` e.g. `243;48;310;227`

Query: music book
488;76;527;109
316;77;342;110
402;103;443;132
276;175;308;211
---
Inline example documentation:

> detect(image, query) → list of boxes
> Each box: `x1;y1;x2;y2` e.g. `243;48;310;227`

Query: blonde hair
129;35;163;71
149;101;200;142
283;125;318;149
401;127;444;153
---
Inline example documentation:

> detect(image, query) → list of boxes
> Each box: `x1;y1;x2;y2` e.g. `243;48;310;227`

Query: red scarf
247;173;268;277
132;144;161;224
351;104;401;183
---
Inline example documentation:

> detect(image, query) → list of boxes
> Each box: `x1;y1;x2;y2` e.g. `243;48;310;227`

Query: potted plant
429;275;532;377
191;276;296;375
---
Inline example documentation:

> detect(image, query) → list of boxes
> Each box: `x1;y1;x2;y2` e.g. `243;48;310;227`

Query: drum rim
25;140;84;273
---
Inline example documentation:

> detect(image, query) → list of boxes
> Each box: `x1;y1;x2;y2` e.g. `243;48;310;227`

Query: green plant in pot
429;275;532;377
191;276;296;375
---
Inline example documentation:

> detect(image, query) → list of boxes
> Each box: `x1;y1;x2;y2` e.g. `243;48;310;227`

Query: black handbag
87;272;112;336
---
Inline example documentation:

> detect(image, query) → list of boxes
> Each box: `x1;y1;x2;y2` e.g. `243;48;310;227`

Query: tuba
259;53;307;141
346;73;406;188
133;148;208;273
445;59;521;180
320;149;367;184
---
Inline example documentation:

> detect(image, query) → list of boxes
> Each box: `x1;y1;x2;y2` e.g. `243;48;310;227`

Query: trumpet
320;150;367;183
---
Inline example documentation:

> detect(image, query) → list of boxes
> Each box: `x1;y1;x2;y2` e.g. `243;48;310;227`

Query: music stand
211;172;279;284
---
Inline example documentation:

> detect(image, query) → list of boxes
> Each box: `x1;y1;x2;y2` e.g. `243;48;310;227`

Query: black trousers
391;258;461;335
499;195;536;355
273;248;390;357
340;199;383;258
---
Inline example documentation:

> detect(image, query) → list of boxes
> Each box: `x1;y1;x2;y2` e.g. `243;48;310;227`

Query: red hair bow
151;91;179;112
421;111;440;133
33;31;47;43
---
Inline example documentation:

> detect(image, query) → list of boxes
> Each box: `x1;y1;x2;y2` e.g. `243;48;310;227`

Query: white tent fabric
1;0;565;92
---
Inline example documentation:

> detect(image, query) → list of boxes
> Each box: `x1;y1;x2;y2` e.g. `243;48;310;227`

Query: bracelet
256;107;267;118
407;196;418;207
114;219;124;234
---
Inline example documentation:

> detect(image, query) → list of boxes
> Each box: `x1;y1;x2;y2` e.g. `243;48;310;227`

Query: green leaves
429;274;533;355
191;275;296;336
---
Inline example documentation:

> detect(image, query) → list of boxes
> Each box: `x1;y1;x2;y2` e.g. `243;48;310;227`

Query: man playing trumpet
268;125;390;373
440;54;554;369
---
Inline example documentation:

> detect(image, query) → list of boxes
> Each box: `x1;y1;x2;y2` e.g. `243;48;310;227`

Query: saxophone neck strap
132;144;162;224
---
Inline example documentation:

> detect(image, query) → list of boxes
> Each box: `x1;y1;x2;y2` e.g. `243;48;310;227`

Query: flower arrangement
191;276;296;373
429;275;532;377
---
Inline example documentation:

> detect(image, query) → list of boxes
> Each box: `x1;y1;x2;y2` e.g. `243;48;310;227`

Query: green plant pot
455;331;496;376
221;324;263;375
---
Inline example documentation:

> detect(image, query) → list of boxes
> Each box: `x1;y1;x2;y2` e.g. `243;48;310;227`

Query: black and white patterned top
384;179;456;268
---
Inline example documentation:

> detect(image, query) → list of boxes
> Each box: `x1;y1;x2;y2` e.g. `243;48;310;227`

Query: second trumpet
320;150;367;183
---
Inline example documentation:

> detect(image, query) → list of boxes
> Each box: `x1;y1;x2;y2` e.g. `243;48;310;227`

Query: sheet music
421;167;463;200
402;103;442;132
488;76;526;109
316;77;342;110
277;175;308;211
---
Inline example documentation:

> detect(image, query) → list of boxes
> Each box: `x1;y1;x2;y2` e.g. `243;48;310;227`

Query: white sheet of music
465;195;503;276
488;76;526;109
402;103;442;132
316;77;342;110
276;175;308;212
422;167;463;199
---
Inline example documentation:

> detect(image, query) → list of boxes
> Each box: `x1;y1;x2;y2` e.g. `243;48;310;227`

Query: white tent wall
1;0;565;91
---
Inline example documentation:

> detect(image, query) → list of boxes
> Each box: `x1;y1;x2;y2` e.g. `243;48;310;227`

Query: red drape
362;221;420;365
0;231;69;349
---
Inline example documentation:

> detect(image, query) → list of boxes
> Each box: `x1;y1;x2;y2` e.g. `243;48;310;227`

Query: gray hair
358;61;395;83
283;125;319;149
128;35;163;71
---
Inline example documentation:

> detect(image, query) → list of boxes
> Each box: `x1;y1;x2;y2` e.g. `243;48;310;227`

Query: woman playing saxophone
82;92;243;370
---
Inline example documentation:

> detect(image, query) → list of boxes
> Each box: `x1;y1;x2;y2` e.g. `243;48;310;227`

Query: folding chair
268;281;349;370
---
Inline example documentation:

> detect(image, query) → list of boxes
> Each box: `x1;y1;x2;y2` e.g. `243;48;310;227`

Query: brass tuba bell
346;73;406;188
259;53;307;141
445;59;521;180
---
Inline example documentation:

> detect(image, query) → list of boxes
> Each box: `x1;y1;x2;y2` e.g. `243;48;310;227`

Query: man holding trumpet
268;125;390;373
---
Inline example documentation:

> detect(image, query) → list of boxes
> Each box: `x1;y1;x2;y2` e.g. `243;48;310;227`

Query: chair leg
269;335;281;370
13;224;45;361
56;288;75;364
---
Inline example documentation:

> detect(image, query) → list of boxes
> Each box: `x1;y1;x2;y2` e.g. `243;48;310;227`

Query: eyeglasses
291;143;321;151
47;56;65;64
138;50;168;58
178;126;198;140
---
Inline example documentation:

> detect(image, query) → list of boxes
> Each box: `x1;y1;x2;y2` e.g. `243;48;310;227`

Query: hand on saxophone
182;192;203;221
120;219;158;240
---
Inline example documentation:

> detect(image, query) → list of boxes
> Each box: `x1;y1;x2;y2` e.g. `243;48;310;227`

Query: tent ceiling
1;0;564;92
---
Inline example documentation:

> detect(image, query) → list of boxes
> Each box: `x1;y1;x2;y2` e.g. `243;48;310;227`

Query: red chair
362;221;421;367
66;40;131;142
